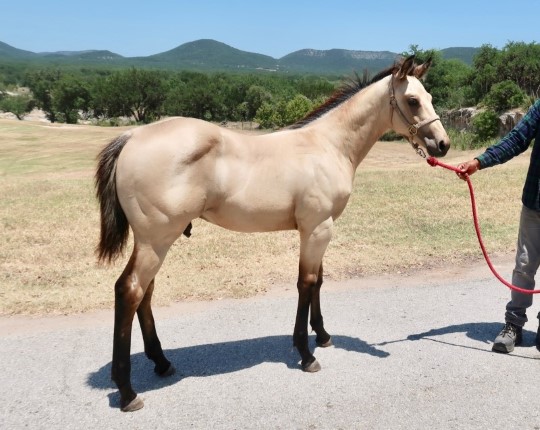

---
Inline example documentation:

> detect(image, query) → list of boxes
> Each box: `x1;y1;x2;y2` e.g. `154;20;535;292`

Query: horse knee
297;273;318;290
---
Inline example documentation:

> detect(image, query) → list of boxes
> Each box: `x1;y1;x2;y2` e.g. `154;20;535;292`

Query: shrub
284;94;313;124
447;128;487;150
255;101;284;129
483;80;525;112
472;110;500;142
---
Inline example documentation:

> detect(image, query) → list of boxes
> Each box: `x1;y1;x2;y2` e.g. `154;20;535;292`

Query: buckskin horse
95;55;450;411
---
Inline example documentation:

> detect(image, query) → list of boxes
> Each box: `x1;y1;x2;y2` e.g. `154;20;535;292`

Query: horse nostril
438;140;447;153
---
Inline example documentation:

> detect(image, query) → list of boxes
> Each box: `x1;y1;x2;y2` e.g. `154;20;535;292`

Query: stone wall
442;107;525;137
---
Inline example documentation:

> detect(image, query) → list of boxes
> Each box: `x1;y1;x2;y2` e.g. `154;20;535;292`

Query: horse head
389;56;450;158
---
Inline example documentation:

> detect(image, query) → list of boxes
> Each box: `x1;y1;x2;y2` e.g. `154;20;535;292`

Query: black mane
289;63;399;130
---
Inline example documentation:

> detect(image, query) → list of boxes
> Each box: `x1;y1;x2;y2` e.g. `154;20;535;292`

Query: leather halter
389;75;441;158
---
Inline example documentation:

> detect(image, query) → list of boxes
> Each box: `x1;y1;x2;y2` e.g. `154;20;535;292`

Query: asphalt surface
1;258;540;430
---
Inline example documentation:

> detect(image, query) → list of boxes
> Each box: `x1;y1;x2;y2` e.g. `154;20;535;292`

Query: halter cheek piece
389;75;441;158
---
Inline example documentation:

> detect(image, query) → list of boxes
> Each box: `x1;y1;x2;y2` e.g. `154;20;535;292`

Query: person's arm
477;99;540;168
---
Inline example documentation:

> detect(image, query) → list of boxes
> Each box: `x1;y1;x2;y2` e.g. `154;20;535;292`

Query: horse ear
396;55;416;80
414;57;433;79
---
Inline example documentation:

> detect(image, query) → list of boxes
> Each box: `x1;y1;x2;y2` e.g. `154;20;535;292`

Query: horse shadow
86;334;389;406
87;322;539;407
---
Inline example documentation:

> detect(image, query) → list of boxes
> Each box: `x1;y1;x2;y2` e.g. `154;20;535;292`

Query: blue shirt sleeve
476;99;540;168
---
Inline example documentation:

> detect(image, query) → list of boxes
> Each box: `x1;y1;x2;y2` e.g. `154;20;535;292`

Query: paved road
1;259;540;429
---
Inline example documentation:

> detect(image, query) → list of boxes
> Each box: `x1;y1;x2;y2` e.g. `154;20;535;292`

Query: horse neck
311;76;392;171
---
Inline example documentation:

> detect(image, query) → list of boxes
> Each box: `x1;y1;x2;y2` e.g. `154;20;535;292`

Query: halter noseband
389;75;441;158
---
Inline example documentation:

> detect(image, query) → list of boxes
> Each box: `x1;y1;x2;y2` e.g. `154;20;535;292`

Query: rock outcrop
443;107;525;137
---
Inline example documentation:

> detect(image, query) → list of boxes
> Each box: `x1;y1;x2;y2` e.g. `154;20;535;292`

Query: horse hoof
316;337;333;348
157;364;176;377
302;359;321;373
121;395;144;412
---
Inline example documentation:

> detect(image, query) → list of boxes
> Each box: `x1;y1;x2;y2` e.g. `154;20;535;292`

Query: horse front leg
293;218;333;372
310;264;332;348
293;276;318;371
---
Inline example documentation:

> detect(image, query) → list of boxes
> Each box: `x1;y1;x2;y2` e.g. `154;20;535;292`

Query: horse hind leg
111;242;171;412
137;278;175;377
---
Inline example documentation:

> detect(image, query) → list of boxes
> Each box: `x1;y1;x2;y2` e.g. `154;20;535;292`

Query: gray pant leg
505;205;540;326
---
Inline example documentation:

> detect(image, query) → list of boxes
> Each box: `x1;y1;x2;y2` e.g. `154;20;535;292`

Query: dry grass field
0;119;528;315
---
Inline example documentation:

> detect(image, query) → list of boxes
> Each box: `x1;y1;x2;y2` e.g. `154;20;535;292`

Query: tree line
1;42;539;140
0;67;335;127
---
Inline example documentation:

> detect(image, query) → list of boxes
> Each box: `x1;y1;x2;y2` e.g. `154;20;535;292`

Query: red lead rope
426;156;540;295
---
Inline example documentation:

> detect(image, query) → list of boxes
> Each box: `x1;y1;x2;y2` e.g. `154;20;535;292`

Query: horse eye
408;98;419;107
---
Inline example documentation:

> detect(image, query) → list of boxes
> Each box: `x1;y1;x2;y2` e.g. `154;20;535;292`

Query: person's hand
456;159;480;180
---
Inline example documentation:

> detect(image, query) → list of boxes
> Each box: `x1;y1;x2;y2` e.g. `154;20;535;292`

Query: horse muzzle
424;135;450;157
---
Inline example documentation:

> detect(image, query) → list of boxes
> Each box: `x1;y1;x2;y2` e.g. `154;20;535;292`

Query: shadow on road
86;323;539;408
407;321;538;346
400;321;501;344
86;333;388;403
375;321;538;356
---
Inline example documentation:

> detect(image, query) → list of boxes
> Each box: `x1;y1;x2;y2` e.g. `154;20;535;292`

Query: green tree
25;69;62;122
245;85;272;119
93;68;166;123
401;46;473;109
498;42;540;96
164;72;220;120
51;75;90;124
0;94;34;120
235;101;249;122
255;100;285;129
426;58;472;109
295;76;335;100
468;44;501;104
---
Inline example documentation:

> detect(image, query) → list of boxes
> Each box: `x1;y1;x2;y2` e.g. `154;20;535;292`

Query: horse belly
201;197;296;233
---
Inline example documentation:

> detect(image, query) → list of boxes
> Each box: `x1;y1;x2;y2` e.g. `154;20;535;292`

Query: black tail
95;133;131;264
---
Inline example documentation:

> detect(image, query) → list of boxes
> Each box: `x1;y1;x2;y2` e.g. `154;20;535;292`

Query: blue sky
2;0;539;58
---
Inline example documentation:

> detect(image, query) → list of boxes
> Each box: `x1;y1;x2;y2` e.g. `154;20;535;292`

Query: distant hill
440;47;479;65
279;48;398;74
141;39;278;71
37;50;124;61
0;41;38;59
0;39;479;74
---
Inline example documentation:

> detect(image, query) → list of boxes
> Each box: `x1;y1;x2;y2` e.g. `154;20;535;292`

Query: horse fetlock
116;383;140;412
316;335;333;348
154;362;176;377
310;316;324;330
